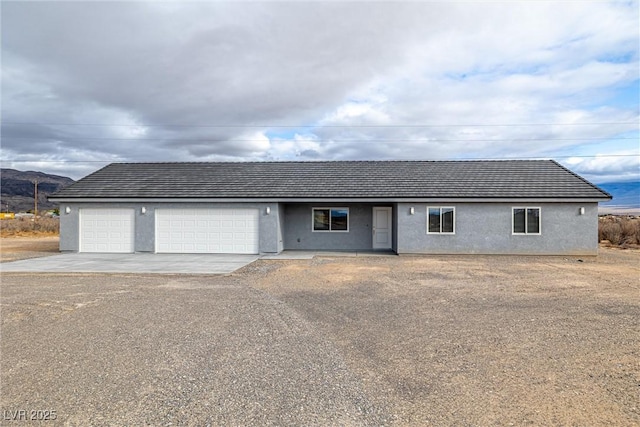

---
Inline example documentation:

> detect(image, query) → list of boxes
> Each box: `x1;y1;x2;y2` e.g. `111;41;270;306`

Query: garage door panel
156;208;259;254
80;208;134;253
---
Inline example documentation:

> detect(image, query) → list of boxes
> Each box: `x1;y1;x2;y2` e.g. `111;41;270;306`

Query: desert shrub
0;217;59;237
621;217;640;245
599;219;623;245
599;216;640;247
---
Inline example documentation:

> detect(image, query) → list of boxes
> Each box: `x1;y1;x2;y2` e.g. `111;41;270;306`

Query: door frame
372;206;393;249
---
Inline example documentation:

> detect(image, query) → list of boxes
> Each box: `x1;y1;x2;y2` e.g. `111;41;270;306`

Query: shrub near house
599;216;640;247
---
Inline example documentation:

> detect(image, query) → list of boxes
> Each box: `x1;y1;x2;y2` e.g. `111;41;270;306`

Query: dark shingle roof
50;160;611;200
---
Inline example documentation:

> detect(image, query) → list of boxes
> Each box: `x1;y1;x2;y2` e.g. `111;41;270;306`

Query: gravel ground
0;237;59;262
1;246;638;426
1;274;383;426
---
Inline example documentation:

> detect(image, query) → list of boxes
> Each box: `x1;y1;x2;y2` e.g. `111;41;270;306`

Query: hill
598;181;640;214
0;169;75;213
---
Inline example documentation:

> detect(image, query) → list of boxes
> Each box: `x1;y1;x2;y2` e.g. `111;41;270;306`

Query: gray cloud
1;1;638;182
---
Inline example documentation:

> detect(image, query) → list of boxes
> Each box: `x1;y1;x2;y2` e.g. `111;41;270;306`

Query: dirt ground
1;238;639;425
246;250;640;425
0;236;60;262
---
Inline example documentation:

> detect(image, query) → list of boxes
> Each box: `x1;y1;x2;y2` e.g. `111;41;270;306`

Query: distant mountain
0;169;75;213
597;181;640;213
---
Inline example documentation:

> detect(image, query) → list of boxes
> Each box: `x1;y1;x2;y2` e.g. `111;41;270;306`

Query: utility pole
34;179;38;217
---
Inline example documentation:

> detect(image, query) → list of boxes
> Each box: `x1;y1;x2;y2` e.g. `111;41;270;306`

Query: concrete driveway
0;252;259;274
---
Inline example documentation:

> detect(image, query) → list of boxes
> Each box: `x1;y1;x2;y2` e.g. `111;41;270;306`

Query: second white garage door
155;208;259;254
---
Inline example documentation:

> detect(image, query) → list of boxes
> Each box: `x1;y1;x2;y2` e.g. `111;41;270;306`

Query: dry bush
621;219;640;245
599;221;623;245
599;216;640;247
0;217;60;237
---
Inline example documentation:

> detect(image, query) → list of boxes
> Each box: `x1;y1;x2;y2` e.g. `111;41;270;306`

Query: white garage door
156;208;259;254
80;208;134;253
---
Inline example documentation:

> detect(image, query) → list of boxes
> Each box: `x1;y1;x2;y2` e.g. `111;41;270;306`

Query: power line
4;136;639;142
2;121;639;128
2;154;639;164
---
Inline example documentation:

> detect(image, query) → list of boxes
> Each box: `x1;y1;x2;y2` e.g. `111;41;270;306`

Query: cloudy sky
2;1;638;183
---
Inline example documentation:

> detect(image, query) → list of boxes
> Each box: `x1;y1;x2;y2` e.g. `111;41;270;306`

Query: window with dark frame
513;207;540;234
313;208;349;232
427;207;455;234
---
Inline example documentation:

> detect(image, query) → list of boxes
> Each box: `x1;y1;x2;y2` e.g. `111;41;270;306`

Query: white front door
373;207;392;249
80;208;135;253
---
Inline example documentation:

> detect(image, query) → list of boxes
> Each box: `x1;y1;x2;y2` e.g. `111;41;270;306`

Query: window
313;208;349;232
427;207;455;234
513;207;541;234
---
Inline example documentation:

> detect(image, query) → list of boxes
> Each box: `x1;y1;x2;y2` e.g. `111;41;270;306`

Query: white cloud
269;134;322;160
564;151;640;182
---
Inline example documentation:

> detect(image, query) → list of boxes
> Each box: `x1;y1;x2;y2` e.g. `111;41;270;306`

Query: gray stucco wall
283;203;391;251
58;205;80;252
392;203;399;253
58;201;600;255
277;202;285;253
396;202;599;255
57;202;282;254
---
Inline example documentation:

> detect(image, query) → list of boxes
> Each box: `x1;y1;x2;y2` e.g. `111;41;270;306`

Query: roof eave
48;196;612;203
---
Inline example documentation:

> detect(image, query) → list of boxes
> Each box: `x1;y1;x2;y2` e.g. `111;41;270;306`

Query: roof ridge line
110;159;549;165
